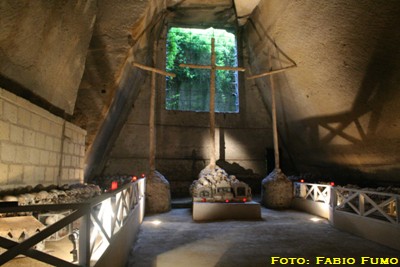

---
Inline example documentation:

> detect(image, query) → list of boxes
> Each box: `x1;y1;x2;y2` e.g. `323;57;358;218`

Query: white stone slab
193;201;262;221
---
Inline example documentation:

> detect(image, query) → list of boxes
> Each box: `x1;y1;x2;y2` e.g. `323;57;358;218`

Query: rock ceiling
166;0;260;26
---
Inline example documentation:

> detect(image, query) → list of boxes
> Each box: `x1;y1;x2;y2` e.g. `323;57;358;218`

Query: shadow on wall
72;23;115;142
167;150;264;198
216;159;256;177
298;17;400;183
216;159;261;194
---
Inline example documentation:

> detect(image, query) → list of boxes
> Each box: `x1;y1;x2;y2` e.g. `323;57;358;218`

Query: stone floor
126;206;399;267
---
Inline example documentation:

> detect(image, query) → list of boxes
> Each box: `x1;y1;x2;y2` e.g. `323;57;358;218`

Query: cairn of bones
190;166;252;202
0;183;101;217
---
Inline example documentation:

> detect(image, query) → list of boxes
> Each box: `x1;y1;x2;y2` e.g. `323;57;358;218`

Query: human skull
229;175;238;183
2;195;18;202
46;192;58;204
198;177;207;185
52;189;68;202
23;194;36;205
35;191;49;204
18;195;29;206
66;189;78;197
45;215;58;225
206;174;216;184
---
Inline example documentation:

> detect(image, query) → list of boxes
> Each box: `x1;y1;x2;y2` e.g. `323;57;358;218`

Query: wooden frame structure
132;46;176;178
180;38;245;169
293;182;400;250
294;182;399;224
295;182;331;205
0;178;146;267
333;186;399;224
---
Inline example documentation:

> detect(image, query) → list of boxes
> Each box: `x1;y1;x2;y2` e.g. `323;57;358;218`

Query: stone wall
82;0;168;181
0;89;86;189
103;33;274;196
245;0;400;185
0;0;96;115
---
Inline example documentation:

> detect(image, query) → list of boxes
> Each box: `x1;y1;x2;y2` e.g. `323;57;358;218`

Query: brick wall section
0;88;86;189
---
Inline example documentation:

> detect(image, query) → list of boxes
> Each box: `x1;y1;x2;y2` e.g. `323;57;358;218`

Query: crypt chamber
0;0;399;266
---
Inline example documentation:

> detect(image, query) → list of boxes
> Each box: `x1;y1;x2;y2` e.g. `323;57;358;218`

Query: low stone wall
330;209;400;251
291;183;400;251
0;88;86;188
291;198;330;219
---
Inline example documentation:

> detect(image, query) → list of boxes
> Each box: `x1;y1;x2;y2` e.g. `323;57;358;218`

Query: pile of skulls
190;165;240;195
0;183;101;212
346;185;400;195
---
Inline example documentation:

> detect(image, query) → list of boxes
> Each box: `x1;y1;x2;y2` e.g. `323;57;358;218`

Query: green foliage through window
166;27;239;113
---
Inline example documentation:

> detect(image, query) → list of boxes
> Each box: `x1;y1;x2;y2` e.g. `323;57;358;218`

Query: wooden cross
132;52;176;178
246;64;296;171
180;38;245;170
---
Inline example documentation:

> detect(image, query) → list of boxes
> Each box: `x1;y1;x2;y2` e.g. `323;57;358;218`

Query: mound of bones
190;166;252;202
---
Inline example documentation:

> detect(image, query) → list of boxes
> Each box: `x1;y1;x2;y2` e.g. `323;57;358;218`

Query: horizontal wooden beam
246;65;297;80
179;63;245;72
132;62;176;77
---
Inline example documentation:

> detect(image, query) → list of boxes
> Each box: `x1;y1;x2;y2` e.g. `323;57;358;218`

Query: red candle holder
111;181;118;190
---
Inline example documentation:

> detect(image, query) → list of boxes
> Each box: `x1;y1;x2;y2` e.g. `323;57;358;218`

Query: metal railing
294;182;399;225
0;178;145;266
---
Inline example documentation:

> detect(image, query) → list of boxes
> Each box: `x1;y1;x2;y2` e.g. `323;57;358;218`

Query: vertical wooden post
359;193;365;216
209;38;216;170
326;185;331;205
270;74;280;171
299;183;306;198
246;61;296;173
149;44;157;178
248;55;296;208
396;196;400;223
131;44;175;180
179;38;245;170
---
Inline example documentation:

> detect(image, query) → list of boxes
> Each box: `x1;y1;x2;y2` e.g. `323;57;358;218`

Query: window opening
165;27;239;113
